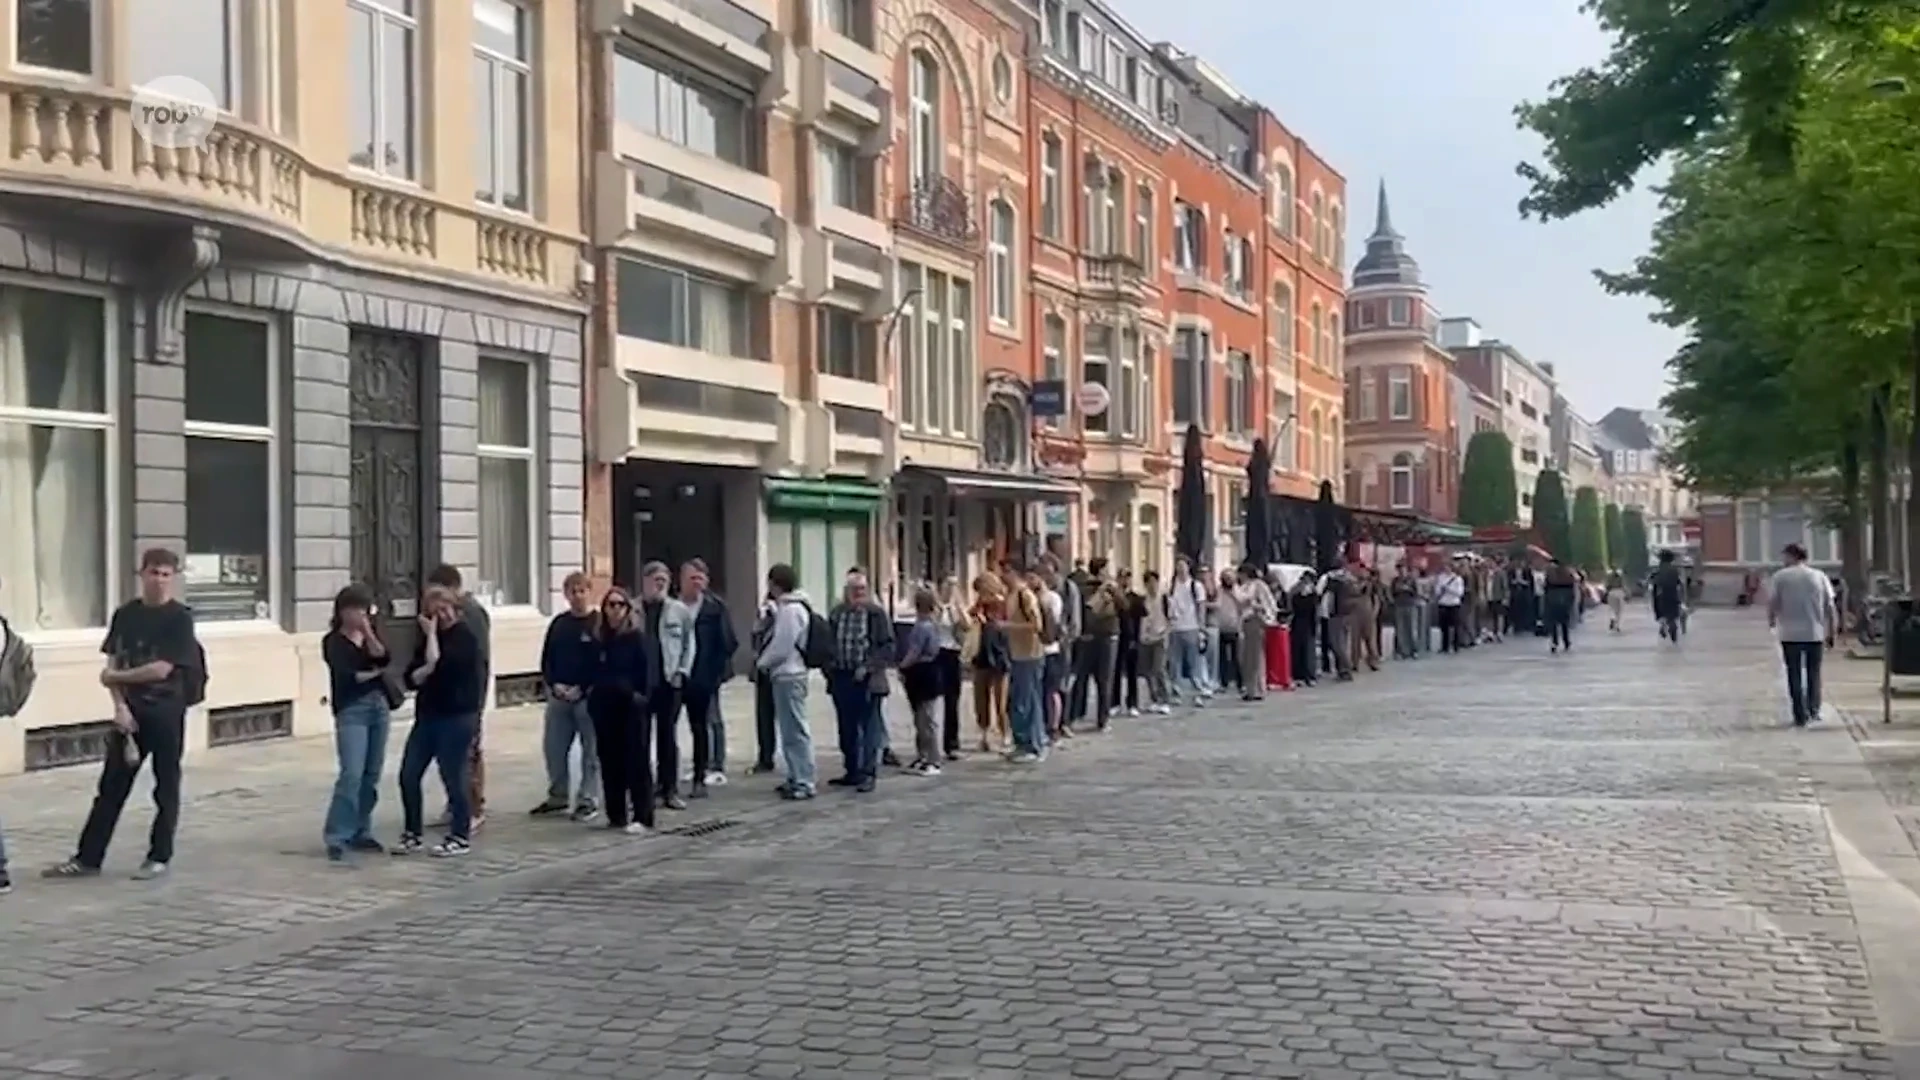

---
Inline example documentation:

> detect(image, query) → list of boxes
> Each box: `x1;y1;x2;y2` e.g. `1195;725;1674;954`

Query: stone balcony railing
0;75;577;295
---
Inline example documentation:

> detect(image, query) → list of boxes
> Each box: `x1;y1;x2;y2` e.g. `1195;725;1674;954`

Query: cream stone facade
0;0;588;774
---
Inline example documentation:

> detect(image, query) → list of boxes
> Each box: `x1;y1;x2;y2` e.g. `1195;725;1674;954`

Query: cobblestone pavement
2;611;1918;1079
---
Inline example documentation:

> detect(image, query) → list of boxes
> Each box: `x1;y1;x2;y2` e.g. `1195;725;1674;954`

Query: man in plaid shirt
826;570;894;793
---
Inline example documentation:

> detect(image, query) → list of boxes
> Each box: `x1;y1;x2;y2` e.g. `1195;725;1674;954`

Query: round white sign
1076;381;1111;417
132;76;219;151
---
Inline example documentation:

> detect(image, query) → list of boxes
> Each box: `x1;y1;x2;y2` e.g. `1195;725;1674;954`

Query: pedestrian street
0;610;1913;1079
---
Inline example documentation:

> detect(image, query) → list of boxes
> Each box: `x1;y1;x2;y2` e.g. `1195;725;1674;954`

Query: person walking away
961;581;1010;750
1770;542;1836;726
827;572;894;792
635;562;696;809
1165;558;1210;704
394;586;484;857
677;561;736;798
755;564;817;799
1234;565;1277;699
1485;561;1509;642
1115;570;1146;716
1649;550;1685;642
1004;567;1050;759
425;565;490;832
1288;572;1321;686
1034;565;1070;738
1348;564;1381;672
321;585;395;863
1068;559;1121;731
1543;558;1578;653
532;572;601;821
44;548;201;882
585;587;655;833
1433;560;1466;654
1138;571;1174;711
1214;569;1243;695
896;587;945;775
1604;567;1627;631
1390;564;1421;659
933;577;966;759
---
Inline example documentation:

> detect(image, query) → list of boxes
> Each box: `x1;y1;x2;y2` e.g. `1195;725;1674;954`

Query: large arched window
1309;302;1324;368
1390;452;1414;509
988;198;1015;323
1273;282;1294;358
1274;164;1295;237
909;50;939;187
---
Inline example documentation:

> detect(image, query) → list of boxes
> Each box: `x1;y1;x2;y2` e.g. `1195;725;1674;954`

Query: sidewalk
1824;639;1920;854
0;679;916;998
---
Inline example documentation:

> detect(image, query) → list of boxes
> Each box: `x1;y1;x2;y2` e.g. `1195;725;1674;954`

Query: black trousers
1546;603;1574;648
590;685;654;828
1069;636;1116;728
1782;641;1824;724
1436;606;1462;653
1217;630;1242;691
1112;639;1140;710
670;684;716;791
752;675;776;770
936;649;963;753
1290;618;1317;683
77;702;186;868
647;687;689;795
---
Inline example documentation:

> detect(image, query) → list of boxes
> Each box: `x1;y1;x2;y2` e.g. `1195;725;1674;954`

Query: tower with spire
1353;181;1423;289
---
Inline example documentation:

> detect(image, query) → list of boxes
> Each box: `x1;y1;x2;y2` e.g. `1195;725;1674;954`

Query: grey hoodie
755;592;813;679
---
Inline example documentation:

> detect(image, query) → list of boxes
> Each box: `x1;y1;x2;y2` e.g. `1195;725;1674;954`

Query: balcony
593;144;789;285
594;365;783;466
801;205;893;310
894;176;978;252
591;0;776;82
799;49;889;144
0;76;303;235
1081;253;1146;302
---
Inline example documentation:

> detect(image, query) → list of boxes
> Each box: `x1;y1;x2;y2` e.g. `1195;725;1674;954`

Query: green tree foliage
1457;431;1519;528
1531;470;1573;559
1621;509;1652;581
1571;487;1609;574
1603;503;1626;571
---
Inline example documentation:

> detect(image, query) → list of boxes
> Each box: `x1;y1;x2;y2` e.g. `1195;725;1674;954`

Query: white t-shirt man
1434;571;1466;608
1040;587;1064;656
1769;562;1835;644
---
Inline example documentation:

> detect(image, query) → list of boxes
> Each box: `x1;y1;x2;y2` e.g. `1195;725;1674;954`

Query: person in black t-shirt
320;584;393;862
396;585;485;858
44;548;200;882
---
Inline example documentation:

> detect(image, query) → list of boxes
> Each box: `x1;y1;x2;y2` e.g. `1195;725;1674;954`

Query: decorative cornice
1029;55;1175;154
149;224;221;363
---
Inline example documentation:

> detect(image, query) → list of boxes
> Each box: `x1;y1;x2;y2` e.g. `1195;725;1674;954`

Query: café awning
897;464;1083;503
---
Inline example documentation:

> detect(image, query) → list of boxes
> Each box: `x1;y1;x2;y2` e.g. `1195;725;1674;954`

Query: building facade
1257;112;1339;505
1444;318;1554;526
1697;492;1841;600
1595;406;1696;561
1342;185;1456;520
1548;390;1607;501
1;0;588;773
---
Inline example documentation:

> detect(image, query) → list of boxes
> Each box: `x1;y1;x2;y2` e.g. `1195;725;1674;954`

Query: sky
1127;0;1683;420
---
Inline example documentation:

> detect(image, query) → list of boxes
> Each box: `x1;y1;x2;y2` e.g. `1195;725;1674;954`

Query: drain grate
666;817;742;839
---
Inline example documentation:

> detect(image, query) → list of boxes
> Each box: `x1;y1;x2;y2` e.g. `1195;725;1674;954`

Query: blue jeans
1169;630;1207;698
323;695;391;850
707;694;727;772
541;696;599;805
770;673;815;794
0;814;9;877
1009;657;1047;755
399;711;477;840
828;670;884;783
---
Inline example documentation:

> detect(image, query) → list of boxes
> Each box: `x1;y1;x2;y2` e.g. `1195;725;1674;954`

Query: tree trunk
1906;325;1920;586
1871;383;1892;574
1840;433;1865;626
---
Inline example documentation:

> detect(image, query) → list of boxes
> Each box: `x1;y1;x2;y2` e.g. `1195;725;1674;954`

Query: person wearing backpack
755;563;817;799
0;576;35;895
44;548;202;883
1067;558;1122;733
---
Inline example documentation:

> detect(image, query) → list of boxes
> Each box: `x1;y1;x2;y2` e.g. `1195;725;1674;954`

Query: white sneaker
1126;707;1140;718
704;771;728;786
623;822;650;835
917;762;942;777
1151;703;1171;715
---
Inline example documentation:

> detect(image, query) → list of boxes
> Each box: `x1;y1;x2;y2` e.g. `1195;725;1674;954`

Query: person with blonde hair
961;577;1011;751
531;571;601;821
587;585;655;832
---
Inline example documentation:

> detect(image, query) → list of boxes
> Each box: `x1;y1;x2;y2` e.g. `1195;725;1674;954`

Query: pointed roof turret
1353;179;1422;288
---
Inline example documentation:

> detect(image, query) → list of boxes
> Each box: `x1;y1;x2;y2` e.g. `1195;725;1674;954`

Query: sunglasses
605;598;630;608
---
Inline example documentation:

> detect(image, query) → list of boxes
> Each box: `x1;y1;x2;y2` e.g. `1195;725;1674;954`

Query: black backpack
800;604;834;670
182;641;209;706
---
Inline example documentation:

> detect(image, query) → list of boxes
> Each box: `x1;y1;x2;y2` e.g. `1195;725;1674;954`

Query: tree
1531;469;1572;560
1603;503;1626;571
1621;509;1652;582
1457;431;1519;528
1571;487;1609;575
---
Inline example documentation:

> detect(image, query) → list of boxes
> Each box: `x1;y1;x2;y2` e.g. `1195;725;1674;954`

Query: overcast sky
1128;0;1681;421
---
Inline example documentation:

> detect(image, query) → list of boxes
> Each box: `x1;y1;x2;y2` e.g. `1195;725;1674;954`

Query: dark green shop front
763;478;885;605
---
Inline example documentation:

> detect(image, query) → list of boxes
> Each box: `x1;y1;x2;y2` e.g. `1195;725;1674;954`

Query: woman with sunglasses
588;586;656;833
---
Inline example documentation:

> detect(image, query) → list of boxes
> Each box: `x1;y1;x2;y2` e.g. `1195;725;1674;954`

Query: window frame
472;0;534;214
1119;328;1139;439
949;276;972;438
908;49;939;187
1309;302;1323;369
615;257;754;358
181;302;282;625
1389;453;1414;510
615;47;753;167
1082;322;1112;436
1040;134;1062;239
0;275;121;639
128;0;252;114
475;352;542;610
1133;182;1152;265
1356;368;1377;423
988;198;1015;325
14;0;102;79
347;0;423;183
1273;164;1294;236
1388;367;1412;420
1041;314;1066;431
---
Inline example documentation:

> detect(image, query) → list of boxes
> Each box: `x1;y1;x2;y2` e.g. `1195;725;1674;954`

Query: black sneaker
326;846;348;864
347;836;386;854
430;837;471;858
749;762;777;775
40;859;99;880
0;871;13;894
660;793;688;811
689;781;709;800
528;798;569;817
391;834;424;857
570;802;600;822
855;778;876;794
826;776;855;788
880;750;904;768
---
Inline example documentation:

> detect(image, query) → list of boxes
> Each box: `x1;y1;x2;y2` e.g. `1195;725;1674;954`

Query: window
1075;17;1094;69
1042;315;1066;431
909;50;939;186
1134;183;1152;264
1308;410;1322;477
1083;324;1112;435
180;311;276;622
614;51;749;166
950;278;972;438
1105;40;1124;88
1224;232;1243;295
1328;312;1341;376
616;258;753;357
1119;329;1139;438
472;0;531;211
819;0;857;36
991;53;1014;102
1309;303;1324;368
1273;283;1294;360
1041;0;1063;47
1309;191;1324;258
1389;453;1413;509
0;284;111;631
1141;342;1156;440
899;264;921;428
815;306;874;381
1139;504;1160;577
17;0;93;75
1388;296;1411;326
1329;201;1344;267
925;267;948;432
130;0;242;108
1226;350;1252;434
1357;369;1377;422
1103;168;1124;254
1040;135;1062;238
1083;162;1110;254
1172;327;1209;428
476;356;536;606
1274;165;1294;236
1739;499;1763;563
988;199;1015;323
817;137;864;211
1272;390;1295;470
348;0;419;179
1389;367;1412;419
1173;202;1203;272
1324;414;1337;482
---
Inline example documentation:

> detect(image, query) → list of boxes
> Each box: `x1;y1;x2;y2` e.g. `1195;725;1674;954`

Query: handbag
380;669;409;710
